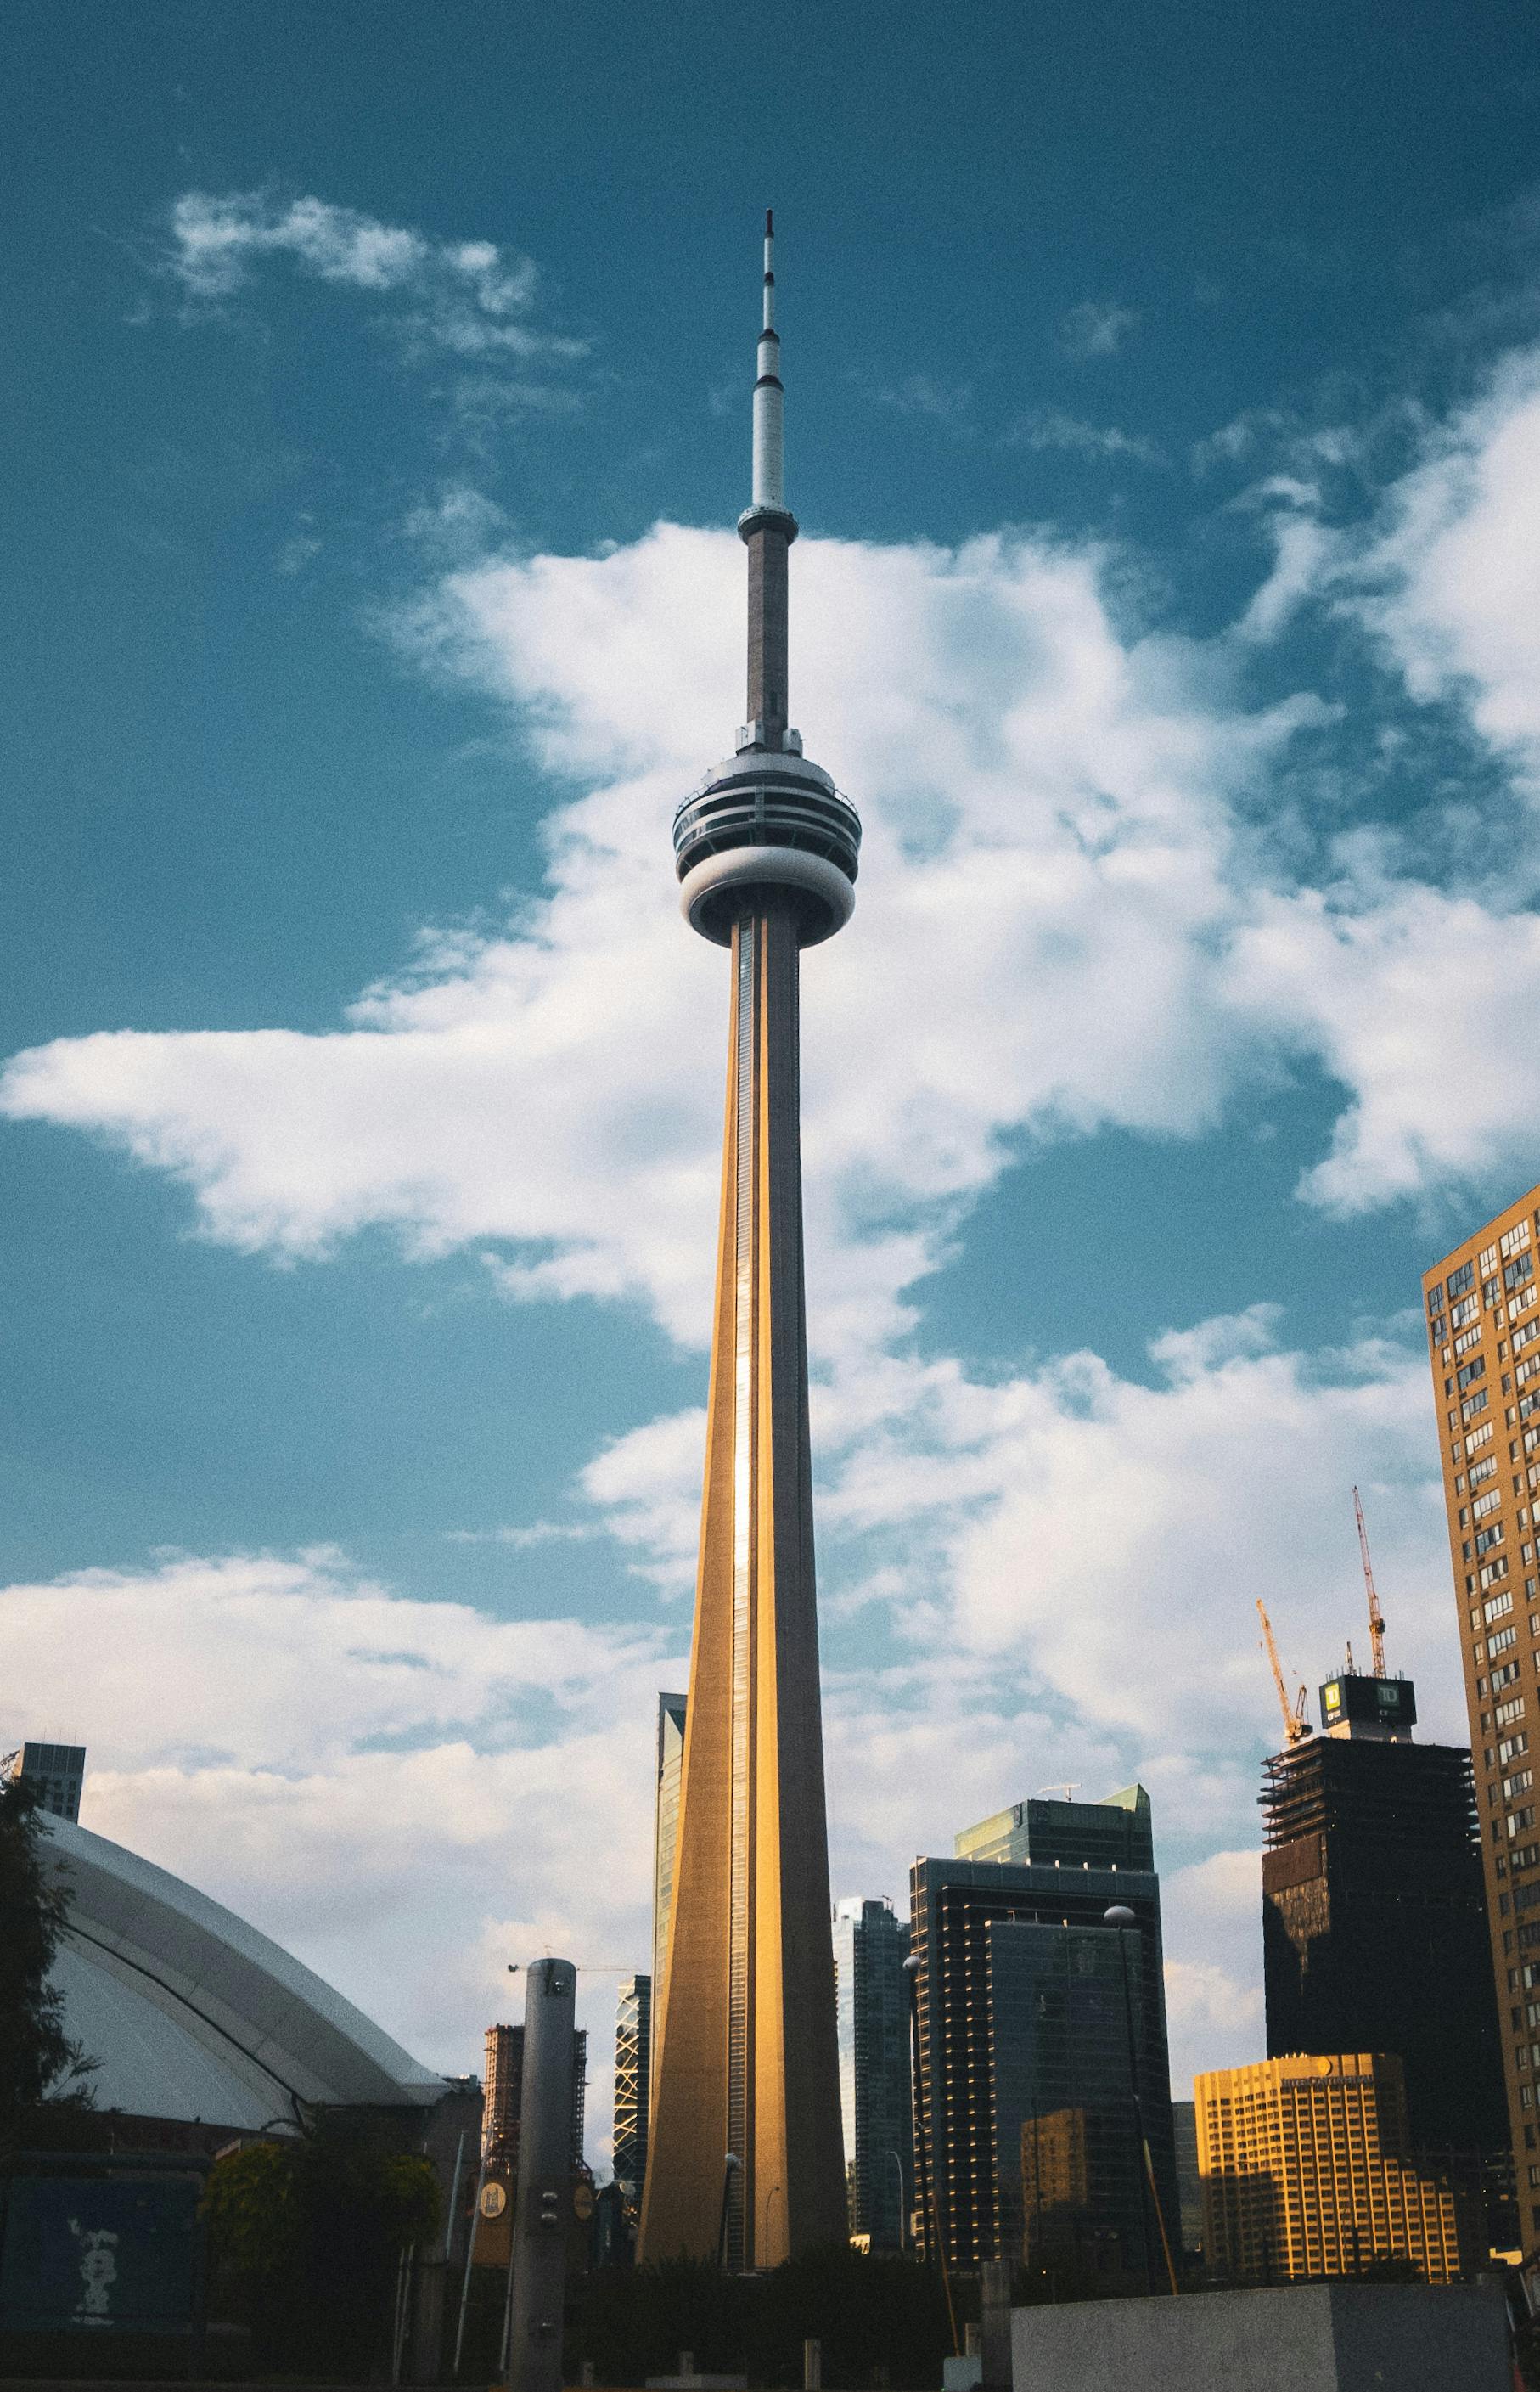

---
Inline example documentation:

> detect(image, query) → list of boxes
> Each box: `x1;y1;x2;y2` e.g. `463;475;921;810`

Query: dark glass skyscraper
1262;1674;1509;2238
995;1922;1144;2285
5;1742;86;1822
910;1786;1177;2271
833;1897;913;2249
613;1973;651;2201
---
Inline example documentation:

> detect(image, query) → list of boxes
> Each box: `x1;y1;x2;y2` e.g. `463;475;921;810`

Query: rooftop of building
43;1813;447;2132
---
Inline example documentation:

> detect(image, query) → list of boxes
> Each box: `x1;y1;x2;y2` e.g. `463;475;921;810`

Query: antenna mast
1257;1599;1311;1746
1353;1486;1388;1679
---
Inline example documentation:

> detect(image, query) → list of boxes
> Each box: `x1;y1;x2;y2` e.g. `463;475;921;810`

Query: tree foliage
202;2108;441;2370
572;2247;964;2389
0;1764;96;2148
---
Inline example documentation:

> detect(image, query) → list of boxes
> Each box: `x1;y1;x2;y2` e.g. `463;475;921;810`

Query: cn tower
638;215;854;2269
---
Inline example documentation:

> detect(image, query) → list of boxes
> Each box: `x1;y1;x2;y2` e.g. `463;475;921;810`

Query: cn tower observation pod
672;746;860;949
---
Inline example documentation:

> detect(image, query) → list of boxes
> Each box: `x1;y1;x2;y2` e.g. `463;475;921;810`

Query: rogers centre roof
44;1815;447;2131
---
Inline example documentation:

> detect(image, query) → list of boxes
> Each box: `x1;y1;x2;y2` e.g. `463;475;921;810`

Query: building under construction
1258;1511;1509;2243
482;2022;587;2166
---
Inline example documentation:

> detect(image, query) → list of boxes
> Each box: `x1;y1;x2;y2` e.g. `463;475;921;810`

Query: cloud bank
16;243;1540;2132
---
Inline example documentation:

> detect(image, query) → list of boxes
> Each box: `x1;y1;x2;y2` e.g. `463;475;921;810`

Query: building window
1450;1262;1475;1299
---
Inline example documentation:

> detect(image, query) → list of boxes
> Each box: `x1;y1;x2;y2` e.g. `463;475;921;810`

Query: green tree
202;2108;441;2372
0;1763;96;2150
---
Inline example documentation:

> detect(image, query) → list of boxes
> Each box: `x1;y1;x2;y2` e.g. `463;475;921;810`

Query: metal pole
1104;1908;1178;2298
444;2130;466;2261
453;2148;489;2378
885;2147;906;2252
506;1956;576;2392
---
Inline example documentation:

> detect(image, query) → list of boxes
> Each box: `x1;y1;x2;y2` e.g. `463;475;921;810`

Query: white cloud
6;1292;1464;2125
0;521;1329;1355
1353;346;1540;783
1012;410;1163;467
1;1548;677;2155
164;190;586;378
1060;299;1140;359
1228;879;1540;1213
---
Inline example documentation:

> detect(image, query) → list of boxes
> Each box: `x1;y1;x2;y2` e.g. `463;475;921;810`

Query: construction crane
1353;1485;1388;1679
1257;1598;1311;1744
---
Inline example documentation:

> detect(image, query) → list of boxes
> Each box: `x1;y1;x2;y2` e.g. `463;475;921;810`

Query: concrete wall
1009;2280;1510;2391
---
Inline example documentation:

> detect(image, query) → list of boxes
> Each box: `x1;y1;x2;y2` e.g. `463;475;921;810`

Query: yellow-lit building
1195;2055;1466;2284
1425;1184;1540;2251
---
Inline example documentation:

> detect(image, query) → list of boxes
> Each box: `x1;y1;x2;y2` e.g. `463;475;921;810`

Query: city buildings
482;2022;587;2167
909;1787;1177;2275
1425;1180;1540;2246
5;1740;86;1821
613;1973;650;2200
832;1897;913;2249
638;217;855;2267
1261;1665;1509;2239
1196;2053;1469;2286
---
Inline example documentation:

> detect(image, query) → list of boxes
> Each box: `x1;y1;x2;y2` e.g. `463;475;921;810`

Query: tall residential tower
638;218;854;2269
1425;1182;1540;2248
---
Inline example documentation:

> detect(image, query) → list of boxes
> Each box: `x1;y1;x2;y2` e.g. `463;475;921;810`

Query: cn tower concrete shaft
639;216;853;2269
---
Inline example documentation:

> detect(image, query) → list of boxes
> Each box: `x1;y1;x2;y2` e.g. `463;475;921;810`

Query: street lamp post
1103;1906;1178;2297
883;2147;907;2253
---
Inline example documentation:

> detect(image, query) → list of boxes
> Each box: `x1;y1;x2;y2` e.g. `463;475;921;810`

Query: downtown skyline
8;0;1540;2172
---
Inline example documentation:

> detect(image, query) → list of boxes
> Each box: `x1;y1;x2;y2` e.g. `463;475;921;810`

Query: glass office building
833;1896;913;2248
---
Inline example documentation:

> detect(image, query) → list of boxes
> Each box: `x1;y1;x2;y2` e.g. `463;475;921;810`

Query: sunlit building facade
1425;1182;1540;2246
1197;2053;1469;2285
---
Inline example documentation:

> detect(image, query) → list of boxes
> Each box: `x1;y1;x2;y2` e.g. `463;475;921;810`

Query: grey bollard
507;1958;576;2392
803;2337;822;2392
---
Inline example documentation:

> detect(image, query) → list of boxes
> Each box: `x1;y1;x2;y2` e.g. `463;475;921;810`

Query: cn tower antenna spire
753;206;784;513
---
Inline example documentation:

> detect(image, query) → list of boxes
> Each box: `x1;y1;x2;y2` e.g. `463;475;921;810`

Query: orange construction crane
1353;1486;1388;1680
1256;1598;1311;1744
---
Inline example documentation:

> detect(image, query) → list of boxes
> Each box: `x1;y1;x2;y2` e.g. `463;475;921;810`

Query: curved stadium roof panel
44;1816;445;2127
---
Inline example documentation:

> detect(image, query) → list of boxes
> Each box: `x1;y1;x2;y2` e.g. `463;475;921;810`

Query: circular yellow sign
480;2182;509;2218
573;2182;595;2221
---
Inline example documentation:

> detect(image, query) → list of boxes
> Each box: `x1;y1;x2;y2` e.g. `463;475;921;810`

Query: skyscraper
1425;1182;1540;2246
638;219;855;2270
998;1922;1146;2288
833;1897;913;2249
4;1742;86;1821
482;2023;587;2168
1260;1665;1507;2215
613;1973;651;2200
910;1787;1177;2271
1196;2053;1469;2286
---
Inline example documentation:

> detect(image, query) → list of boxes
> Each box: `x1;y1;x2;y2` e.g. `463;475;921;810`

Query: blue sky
9;0;1540;2154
